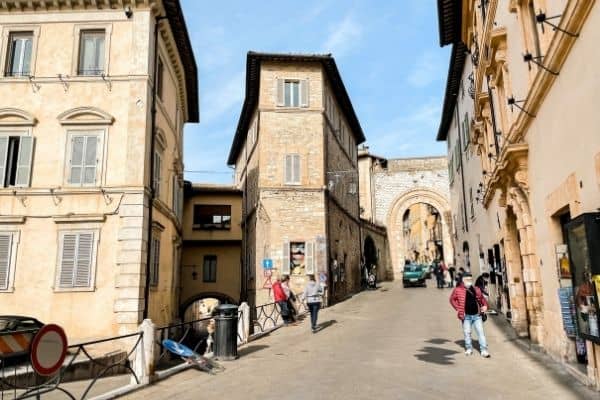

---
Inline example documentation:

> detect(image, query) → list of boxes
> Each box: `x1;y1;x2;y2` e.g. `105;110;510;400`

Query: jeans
463;314;488;351
277;301;290;323
308;302;321;330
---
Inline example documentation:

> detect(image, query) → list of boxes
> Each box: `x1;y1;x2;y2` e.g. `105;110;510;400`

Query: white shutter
82;136;98;185
15;136;34;187
282;241;290;275
59;233;77;287
276;79;285;106
285;155;292;184
305;242;314;274
153;152;162;197
74;233;93;287
293;155;300;184
0;137;8;187
300;80;309;107
0;234;13;290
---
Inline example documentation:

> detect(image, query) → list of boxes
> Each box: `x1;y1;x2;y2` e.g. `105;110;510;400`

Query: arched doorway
387;188;454;278
180;292;237;322
364;236;377;267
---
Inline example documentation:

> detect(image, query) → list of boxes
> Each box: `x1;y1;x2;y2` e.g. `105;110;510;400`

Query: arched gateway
358;150;454;280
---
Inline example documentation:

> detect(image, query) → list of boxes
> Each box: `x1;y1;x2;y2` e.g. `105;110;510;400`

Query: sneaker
481;350;491;358
465;349;473;356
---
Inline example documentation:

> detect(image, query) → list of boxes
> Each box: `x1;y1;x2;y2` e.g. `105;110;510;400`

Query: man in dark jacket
450;273;490;358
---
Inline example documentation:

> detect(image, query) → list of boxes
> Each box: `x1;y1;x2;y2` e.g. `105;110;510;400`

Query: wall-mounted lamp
124;6;133;19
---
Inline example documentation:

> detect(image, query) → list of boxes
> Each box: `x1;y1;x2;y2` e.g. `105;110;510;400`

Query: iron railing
252;302;282;335
0;331;143;400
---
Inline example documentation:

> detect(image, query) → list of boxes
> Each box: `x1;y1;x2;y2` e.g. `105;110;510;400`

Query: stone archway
387;187;454;278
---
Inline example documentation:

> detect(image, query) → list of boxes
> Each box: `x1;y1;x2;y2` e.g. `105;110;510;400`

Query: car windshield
404;265;422;272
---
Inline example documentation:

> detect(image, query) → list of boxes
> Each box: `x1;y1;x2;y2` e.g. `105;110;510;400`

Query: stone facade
0;1;197;340
437;0;600;388
230;53;363;308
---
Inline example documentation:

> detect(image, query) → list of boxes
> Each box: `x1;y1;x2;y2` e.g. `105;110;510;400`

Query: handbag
481;312;488;322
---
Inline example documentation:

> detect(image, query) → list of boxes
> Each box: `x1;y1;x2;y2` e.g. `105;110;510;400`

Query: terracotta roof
227;51;366;165
163;0;199;122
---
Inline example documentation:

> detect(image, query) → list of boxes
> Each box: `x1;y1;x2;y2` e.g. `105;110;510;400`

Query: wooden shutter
153;152;162;197
276;79;285;106
0;137;8;187
282;241;290;274
15;136;34;187
305;242;314;274
300;80;309;107
0;234;12;290
82;136;98;185
74;233;93;287
59;233;77;287
293;154;300;184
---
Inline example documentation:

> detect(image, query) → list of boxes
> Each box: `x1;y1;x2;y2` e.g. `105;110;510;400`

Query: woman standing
303;274;323;333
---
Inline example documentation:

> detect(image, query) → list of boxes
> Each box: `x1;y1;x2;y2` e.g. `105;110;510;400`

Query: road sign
0;331;34;358
162;339;195;358
262;259;273;269
30;324;67;376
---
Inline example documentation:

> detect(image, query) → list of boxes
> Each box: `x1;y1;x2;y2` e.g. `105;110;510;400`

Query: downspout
143;15;168;320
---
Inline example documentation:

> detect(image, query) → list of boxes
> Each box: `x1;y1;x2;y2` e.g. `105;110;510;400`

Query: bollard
214;305;238;360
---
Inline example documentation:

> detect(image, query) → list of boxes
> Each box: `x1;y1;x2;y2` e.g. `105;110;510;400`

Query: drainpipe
143;15;168;320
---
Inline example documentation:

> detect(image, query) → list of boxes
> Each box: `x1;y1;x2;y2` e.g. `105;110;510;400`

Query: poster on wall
556;244;571;279
290;242;306;275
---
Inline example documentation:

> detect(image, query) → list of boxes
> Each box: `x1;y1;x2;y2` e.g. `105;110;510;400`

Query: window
0;232;16;291
285;154;300;184
527;1;542;58
78;30;105;76
172;175;182;221
57;231;95;289
5;32;32;77
277;79;308;107
153;150;162;197
156;58;164;100
193;205;232;230
203;255;217;282
67;133;99;186
149;235;160;286
0;135;34;187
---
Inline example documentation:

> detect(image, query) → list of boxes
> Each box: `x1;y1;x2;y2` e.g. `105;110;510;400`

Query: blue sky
180;0;450;183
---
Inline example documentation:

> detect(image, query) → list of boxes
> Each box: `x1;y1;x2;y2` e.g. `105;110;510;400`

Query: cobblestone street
124;282;596;400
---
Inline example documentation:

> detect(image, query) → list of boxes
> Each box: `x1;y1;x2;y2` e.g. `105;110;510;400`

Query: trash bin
214;304;239;360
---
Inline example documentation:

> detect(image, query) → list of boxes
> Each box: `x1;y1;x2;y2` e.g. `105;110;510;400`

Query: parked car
423;264;433;279
0;316;43;365
402;264;427;288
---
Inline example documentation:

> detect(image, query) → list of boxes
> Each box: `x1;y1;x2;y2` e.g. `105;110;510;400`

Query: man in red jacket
272;277;291;325
450;272;490;357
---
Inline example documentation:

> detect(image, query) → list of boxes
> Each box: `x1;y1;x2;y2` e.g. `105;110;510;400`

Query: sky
180;0;450;184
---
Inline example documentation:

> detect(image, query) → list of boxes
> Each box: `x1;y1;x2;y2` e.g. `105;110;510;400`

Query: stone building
437;0;600;388
0;0;198;340
228;52;365;308
358;149;454;278
180;183;242;319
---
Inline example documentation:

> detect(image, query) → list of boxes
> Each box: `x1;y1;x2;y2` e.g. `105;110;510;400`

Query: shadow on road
317;320;338;331
414;346;459;365
454;339;481;351
426;338;451;345
238;345;269;357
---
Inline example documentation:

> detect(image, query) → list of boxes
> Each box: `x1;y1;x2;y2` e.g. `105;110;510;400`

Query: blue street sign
263;259;273;269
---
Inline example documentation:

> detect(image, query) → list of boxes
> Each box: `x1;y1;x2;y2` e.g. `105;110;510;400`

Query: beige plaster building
228;52;365;308
0;0;198;341
437;0;600;388
180;183;242;319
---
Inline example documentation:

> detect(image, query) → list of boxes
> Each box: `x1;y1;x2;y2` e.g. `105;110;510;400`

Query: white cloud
201;71;245;124
406;51;445;88
321;13;363;57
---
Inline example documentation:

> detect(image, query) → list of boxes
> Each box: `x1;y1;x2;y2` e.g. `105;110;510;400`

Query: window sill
53;286;96;293
284;182;302;186
0;288;15;293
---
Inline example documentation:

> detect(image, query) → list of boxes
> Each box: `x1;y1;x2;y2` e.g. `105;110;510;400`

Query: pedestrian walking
475;272;490;300
272;276;291;325
448;265;456;288
449;273;491;358
434;262;445;289
281;275;298;323
455;267;466;286
303;274;323;333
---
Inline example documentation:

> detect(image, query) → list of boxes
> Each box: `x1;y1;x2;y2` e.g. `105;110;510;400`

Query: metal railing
155;317;213;371
0;331;143;400
252;302;282;335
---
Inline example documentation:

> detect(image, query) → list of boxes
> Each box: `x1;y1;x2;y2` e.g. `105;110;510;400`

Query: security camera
124;6;133;19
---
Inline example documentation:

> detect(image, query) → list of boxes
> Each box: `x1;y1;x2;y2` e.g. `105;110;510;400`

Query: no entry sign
30;324;67;376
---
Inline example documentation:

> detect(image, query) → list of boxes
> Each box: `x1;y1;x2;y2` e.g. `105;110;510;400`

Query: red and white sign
30;324;67;376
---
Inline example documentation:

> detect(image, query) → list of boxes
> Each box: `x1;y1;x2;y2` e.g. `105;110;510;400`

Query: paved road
124;282;596;400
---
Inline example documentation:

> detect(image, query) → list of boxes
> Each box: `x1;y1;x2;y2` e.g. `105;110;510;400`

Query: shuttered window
0;233;14;291
0;135;34;188
78;30;105;76
172;175;182;221
305;242;315;274
58;232;95;289
6;32;33;77
203;255;217;282
153;151;162;197
284;154;300;184
276;79;309;108
150;236;160;286
68;133;99;186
